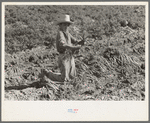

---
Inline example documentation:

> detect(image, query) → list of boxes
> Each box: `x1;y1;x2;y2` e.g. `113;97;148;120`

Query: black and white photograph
2;2;149;121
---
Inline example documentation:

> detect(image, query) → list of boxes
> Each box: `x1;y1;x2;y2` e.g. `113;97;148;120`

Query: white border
1;2;148;5
2;2;149;121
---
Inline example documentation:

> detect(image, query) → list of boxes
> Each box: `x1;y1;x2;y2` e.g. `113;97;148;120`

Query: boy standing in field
41;14;84;82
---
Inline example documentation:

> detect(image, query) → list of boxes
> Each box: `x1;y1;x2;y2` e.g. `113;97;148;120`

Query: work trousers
44;53;76;82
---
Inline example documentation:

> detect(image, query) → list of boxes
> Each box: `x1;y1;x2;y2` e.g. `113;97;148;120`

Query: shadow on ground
5;81;45;91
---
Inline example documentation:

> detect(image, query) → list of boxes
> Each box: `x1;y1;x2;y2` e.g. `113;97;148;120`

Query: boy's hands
72;45;81;53
78;40;85;46
74;45;81;50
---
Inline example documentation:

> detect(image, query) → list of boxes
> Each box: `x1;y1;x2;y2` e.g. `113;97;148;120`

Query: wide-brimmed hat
55;14;74;25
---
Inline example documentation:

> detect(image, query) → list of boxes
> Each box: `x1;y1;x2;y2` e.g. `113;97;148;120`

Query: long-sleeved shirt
56;30;78;53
